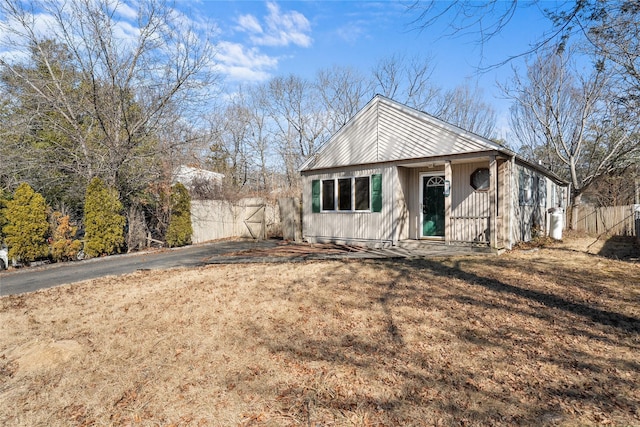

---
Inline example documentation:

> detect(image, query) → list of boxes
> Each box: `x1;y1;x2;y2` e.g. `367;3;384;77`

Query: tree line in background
1;0;638;262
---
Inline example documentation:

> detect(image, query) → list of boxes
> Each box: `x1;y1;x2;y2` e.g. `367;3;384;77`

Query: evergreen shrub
50;211;82;261
83;177;125;257
166;183;192;247
2;183;50;263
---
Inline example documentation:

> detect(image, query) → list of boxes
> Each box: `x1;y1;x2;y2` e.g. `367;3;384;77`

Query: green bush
83;177;125;257
2;183;50;263
166;183;192;247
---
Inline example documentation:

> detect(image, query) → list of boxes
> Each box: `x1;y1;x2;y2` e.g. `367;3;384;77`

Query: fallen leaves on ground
1;242;638;426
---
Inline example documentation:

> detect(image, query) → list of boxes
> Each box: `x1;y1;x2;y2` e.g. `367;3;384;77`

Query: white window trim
320;176;371;213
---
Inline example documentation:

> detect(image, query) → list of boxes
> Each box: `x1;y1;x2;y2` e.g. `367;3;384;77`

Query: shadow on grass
596;235;640;261
399;258;640;335
227;256;639;425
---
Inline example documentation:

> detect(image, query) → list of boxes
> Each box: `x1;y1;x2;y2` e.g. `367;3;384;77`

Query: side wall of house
511;162;565;243
301;164;397;246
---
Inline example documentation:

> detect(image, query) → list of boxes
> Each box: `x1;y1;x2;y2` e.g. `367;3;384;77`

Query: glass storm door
421;175;445;238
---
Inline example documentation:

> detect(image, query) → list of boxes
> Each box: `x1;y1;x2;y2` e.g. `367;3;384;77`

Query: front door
420;174;445;238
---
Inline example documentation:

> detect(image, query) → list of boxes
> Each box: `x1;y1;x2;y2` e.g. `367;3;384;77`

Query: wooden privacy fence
572;204;639;237
190;197;302;244
190;198;280;244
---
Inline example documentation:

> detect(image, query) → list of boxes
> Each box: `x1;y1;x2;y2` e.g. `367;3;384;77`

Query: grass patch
1;244;639;426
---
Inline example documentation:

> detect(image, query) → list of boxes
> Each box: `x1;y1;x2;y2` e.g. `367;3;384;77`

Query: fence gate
243;204;266;240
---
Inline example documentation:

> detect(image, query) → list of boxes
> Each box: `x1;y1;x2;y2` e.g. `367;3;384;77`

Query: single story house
299;95;567;250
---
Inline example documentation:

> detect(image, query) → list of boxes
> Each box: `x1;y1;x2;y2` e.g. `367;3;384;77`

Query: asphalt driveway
0;239;488;296
0;239;278;296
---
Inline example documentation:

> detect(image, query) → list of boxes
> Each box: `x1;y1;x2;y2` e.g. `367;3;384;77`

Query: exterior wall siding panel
302;165;395;244
303;101;379;170
376;102;494;162
302;96;507;171
450;161;491;243
511;162;565;243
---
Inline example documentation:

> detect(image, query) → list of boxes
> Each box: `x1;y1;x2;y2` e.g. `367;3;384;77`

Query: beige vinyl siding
302;96;505;172
395;167;411;241
450;162;491;243
511;162;564;242
302;165;396;244
377;101;491;161
302;100;379;170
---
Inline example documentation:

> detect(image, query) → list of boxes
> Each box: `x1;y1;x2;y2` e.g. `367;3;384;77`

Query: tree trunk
571;192;582;231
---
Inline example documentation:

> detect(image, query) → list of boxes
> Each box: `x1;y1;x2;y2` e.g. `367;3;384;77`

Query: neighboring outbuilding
299;95;568;250
173;165;224;193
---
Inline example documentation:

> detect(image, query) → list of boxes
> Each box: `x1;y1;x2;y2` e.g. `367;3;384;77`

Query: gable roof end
300;95;513;172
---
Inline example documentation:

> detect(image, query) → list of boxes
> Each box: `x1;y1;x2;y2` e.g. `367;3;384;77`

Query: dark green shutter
311;179;321;213
371;174;382;212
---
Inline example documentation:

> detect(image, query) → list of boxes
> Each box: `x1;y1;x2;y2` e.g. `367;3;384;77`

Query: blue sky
187;0;549;137
0;0;557;137
191;1;555;137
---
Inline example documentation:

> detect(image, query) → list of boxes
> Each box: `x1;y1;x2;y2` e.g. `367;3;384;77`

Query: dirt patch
6;340;83;376
1;239;638;426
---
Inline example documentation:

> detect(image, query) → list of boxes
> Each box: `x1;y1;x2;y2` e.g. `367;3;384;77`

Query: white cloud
237;14;263;34
238;1;311;48
112;20;141;44
335;23;368;45
215;41;278;82
0;11;58;63
114;2;139;21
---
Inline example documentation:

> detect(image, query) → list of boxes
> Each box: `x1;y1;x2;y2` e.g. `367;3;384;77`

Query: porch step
397;240;494;254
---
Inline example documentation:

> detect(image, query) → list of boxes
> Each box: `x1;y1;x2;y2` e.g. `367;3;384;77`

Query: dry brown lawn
1;239;639;426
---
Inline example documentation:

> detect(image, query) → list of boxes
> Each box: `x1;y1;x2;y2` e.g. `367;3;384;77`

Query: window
322;179;335;210
338;178;352;210
355;177;370;210
522;173;533;205
519;170;547;206
471;168;490;191
537;176;547;207
312;175;377;212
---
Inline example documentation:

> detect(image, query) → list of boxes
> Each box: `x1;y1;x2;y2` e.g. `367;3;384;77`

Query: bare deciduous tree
265;75;327;189
371;53;439;111
434;84;497;138
0;0;218;207
507;48;639;226
316;65;370;133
